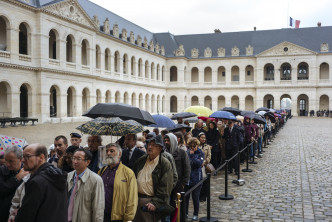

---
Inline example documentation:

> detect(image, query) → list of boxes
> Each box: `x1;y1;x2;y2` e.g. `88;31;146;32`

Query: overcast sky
89;0;332;35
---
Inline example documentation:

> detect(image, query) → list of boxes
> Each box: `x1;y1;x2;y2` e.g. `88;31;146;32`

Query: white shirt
129;146;136;160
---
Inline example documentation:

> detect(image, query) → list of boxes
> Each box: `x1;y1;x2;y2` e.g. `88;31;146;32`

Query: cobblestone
187;117;332;221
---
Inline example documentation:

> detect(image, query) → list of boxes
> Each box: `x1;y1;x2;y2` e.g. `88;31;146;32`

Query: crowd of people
310;110;331;117
0;114;286;222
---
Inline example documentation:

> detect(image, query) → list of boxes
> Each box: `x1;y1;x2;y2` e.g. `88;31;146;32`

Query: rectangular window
247;71;251;75
222;71;225;76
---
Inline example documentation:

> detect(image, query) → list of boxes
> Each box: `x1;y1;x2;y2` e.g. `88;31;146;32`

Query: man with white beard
98;143;138;222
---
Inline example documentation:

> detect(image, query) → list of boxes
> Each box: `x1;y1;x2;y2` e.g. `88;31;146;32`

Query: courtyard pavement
0;117;331;221
189;117;332;221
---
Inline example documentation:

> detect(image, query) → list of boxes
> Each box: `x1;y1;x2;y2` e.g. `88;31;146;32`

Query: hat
70;133;81;138
66;146;79;154
146;132;156;138
147;135;164;148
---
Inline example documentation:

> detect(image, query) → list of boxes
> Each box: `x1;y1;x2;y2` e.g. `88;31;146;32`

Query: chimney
214;29;221;33
254;26;256;31
317;22;321;27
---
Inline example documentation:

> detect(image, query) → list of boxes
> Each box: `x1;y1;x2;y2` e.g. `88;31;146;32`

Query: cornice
4;0;37;12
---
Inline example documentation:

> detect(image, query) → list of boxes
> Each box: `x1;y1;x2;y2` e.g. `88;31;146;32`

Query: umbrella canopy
241;113;266;125
268;109;276;113
197;116;217;122
184;106;213;117
241;110;256;116
82;103;155;126
258;111;276;123
76;117;143;136
149;114;176;128
221;107;242;116
171;112;197;120
0;135;28;155
183;117;199;123
255;107;270;112
167;124;192;133
210;111;236;120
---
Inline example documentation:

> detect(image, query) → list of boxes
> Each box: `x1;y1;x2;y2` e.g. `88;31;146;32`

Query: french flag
290;17;300;28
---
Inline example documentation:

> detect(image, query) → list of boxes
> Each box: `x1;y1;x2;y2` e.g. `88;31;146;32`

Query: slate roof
15;0;332;58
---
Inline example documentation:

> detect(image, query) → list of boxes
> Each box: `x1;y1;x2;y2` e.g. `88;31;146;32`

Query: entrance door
20;85;28;117
299;99;306;116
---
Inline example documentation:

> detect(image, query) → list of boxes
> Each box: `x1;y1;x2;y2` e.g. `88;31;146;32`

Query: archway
245;95;254;111
204;67;212;82
191;67;199;82
124;92;129;104
96;89;101;103
319;95;329;110
231;95;239;109
297;94;309;116
170;66;177;82
115;91;120;103
20;84;28;117
170;96;177;113
191;96;199;106
218;96;225;109
105;90;111;103
82;88;90;113
204;96;212;109
132;93;137;107
263;94;274;109
50;85;59;117
280;94;292;112
0;81;11;117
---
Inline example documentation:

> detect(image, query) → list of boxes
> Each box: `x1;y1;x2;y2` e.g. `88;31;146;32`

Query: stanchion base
249;161;257;164
199;216;219;222
219;194;234;200
242;169;253;172
232;179;245;186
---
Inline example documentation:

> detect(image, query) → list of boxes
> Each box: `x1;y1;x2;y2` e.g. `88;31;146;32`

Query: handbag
205;163;215;173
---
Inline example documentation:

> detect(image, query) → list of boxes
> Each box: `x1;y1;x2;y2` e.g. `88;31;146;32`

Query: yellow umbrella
184;106;213;117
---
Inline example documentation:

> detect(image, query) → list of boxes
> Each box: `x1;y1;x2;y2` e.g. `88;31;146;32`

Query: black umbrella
255;107;270;112
221;107;242;116
240;110;255;117
242;111;267;125
82;103;155;126
167;124;192;133
171;112;197;120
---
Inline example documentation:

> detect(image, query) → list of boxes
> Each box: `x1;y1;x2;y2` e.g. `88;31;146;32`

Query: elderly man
15;144;68;222
0;146;28;222
98;143;138;222
70;132;82;148
67;148;105;222
121;134;145;169
133;136;174;222
87;135;102;173
48;135;68;167
192;119;206;138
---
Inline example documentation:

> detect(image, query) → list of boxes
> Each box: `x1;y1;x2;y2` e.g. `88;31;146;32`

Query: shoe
254;156;258;159
192;215;198;221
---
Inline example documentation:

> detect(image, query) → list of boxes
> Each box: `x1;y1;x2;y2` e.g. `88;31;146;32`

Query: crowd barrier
176;121;285;222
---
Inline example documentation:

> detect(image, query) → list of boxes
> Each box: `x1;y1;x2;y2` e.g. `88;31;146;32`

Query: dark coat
133;154;174;219
192;128;206;138
0;165;22;222
172;148;190;187
88;150;99;173
223;125;243;151
15;163;68;222
244;118;254;143
187;149;204;186
206;125;220;153
121;147;145;169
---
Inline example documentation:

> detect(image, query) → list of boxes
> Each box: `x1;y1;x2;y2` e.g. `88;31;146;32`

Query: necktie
68;175;79;221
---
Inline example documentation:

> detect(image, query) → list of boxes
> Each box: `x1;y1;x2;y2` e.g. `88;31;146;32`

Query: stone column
239;68;245;86
291;99;298;116
225;68;231;86
291;68;297;84
76;94;83;117
9;28;19;60
10;90;20;118
59;93;67;118
212;69;218;87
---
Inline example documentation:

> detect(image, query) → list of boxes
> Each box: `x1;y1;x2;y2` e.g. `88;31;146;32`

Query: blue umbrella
148;114;176;128
210;111;236;120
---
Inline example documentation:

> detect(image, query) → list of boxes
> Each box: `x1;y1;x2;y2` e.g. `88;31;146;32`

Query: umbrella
0;135;28;155
76;117;143;136
82;103;155;126
221;107;242;116
255;107;270;112
210;111;236;120
167;124;192;133
240;110;256;116
241;113;266;125
268;109;276;113
197;116;217;122
258;111;276;123
171;112;197;120
184;106;213;117
149;114;176;128
183;117;198;123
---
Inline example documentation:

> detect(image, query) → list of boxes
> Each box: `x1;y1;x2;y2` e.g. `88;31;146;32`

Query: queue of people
0;113;286;222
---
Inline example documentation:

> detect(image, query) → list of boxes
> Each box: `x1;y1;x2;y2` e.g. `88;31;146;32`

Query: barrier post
242;144;252;173
180;192;186;222
199;173;218;222
232;150;245;186
219;160;234;200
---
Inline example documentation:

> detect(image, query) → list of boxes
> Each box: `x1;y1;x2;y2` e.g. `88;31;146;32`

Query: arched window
264;64;274;80
123;54;128;74
114;51;120;72
204;96;212;109
217;66;225;82
204;67;212;82
138;59;143;77
319;63;329;79
157;64;160;80
49;29;58;59
231;66;239;82
82;88;90;113
145;61;149;78
131;56;136;75
170;66;177;82
19;23;29;55
105;48;111;71
245;65;254;81
281;63;291;80
162;66;165;81
170;96;177;112
81;39;89;65
95;45;101;69
297;62;308;80
151;62;155;79
66;35;75;63
191;96;199;106
0;16;8;51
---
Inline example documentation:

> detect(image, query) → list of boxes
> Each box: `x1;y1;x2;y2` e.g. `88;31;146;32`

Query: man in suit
223;120;243;174
121;134;145;169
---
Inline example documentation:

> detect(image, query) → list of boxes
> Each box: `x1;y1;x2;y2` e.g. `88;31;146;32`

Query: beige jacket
67;168;105;222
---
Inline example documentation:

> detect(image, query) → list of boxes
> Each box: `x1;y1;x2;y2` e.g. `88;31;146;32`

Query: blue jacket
187;149;205;186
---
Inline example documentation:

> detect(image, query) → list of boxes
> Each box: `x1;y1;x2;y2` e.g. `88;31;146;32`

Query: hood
38;163;68;191
165;133;178;155
244;116;251;124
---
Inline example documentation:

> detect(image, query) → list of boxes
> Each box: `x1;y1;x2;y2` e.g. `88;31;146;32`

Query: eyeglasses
23;154;37;160
71;157;86;161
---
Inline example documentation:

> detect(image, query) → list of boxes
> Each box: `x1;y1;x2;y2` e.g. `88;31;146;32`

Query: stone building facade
0;0;331;123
